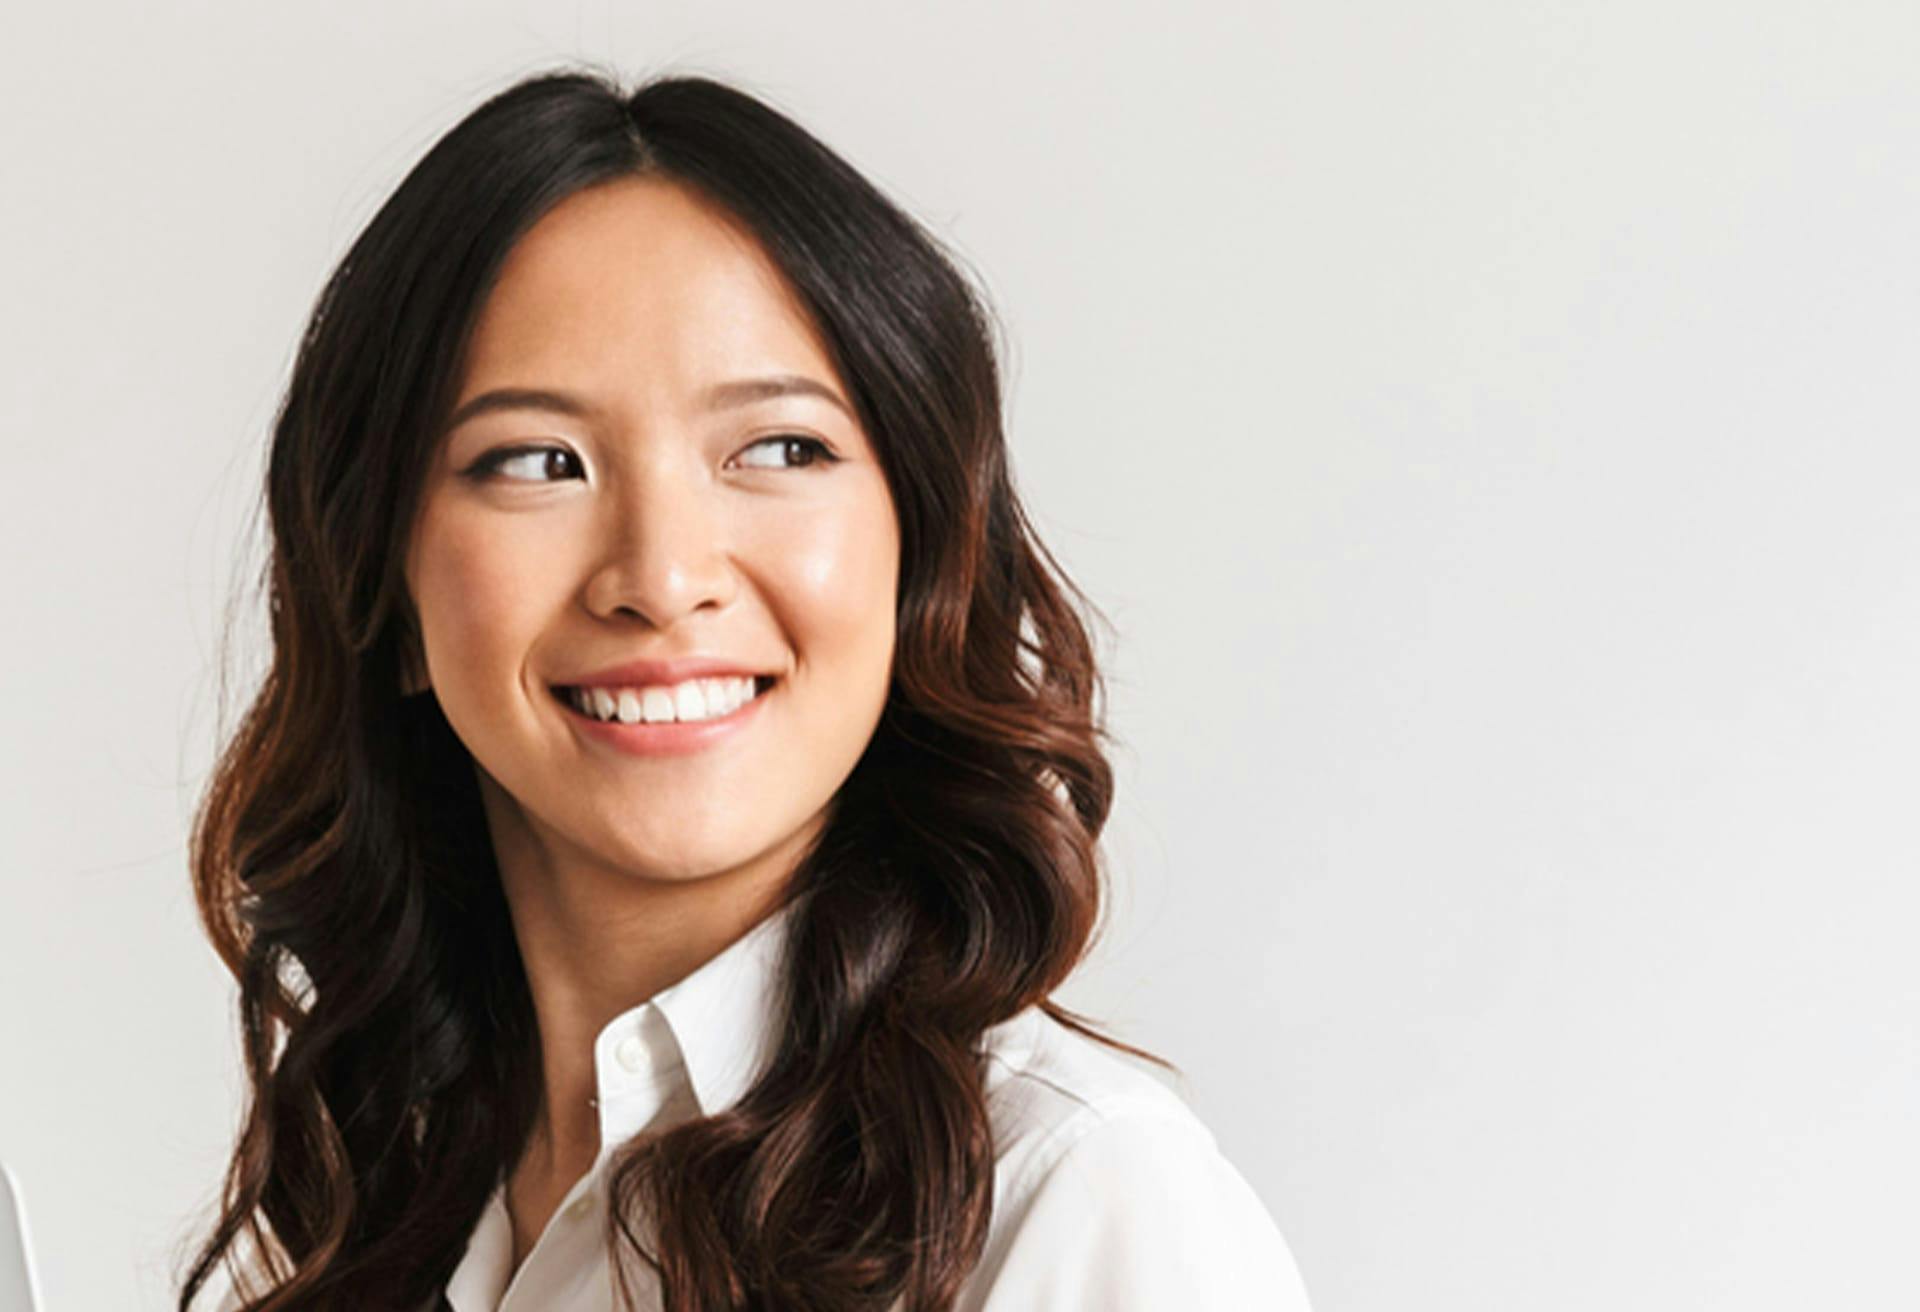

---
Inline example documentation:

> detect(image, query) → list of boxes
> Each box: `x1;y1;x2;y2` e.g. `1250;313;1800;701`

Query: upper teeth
569;676;762;725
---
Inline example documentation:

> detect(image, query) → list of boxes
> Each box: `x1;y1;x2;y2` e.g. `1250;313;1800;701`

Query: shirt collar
447;899;802;1312
605;896;799;1120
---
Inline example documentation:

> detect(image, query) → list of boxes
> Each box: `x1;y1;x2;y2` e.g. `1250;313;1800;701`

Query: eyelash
464;435;841;482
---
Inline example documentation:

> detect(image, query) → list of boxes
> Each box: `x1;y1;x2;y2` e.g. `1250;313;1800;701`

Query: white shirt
209;901;1314;1309
449;901;1312;1311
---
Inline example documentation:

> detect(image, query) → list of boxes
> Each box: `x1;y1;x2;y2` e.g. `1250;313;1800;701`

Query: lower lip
553;678;775;758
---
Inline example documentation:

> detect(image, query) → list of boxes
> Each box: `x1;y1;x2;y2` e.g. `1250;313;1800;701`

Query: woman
179;67;1312;1311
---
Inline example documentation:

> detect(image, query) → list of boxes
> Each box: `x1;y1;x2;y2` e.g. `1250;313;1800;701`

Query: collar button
615;1034;649;1074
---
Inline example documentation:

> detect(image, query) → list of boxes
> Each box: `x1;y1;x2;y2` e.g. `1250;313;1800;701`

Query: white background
2;3;1915;1309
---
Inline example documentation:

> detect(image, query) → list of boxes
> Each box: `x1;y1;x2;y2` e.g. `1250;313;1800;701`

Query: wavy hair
177;65;1170;1311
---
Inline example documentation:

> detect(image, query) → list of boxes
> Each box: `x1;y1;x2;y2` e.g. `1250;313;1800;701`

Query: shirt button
566;1194;594;1220
615;1034;648;1073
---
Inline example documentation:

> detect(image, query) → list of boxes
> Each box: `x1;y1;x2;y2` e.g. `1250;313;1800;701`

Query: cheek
413;519;545;674
761;491;899;663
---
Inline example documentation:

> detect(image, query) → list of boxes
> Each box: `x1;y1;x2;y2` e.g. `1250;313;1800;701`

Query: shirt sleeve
971;1109;1315;1311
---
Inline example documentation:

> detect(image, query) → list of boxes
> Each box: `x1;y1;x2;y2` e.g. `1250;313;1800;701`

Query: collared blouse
211;902;1314;1310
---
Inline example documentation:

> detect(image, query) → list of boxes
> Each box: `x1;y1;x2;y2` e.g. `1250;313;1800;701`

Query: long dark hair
178;64;1170;1311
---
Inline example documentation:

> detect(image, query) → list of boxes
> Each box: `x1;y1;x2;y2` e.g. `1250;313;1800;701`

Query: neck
475;766;819;1175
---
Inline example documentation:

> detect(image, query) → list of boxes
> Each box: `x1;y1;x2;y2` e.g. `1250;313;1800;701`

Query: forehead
456;175;834;396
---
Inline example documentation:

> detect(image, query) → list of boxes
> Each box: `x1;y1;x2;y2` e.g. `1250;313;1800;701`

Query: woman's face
405;176;899;889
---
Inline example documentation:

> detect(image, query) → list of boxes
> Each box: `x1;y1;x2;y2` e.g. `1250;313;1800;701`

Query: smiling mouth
548;675;777;725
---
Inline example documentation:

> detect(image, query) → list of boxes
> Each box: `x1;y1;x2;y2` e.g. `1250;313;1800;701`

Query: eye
734;434;842;471
464;444;583;482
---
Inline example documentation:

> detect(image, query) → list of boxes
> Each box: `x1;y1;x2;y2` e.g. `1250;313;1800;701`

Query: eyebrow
442;374;854;433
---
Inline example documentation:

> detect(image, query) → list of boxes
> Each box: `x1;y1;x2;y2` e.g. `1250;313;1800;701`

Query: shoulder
964;1007;1314;1311
978;1005;1199;1170
185;1253;259;1312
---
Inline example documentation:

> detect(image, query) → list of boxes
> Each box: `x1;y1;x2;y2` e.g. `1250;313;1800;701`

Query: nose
582;449;736;627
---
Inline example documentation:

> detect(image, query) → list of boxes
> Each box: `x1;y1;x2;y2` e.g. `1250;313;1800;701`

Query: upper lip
556;656;777;690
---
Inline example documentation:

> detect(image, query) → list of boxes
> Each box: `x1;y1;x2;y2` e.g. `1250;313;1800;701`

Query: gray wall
2;3;1914;1308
